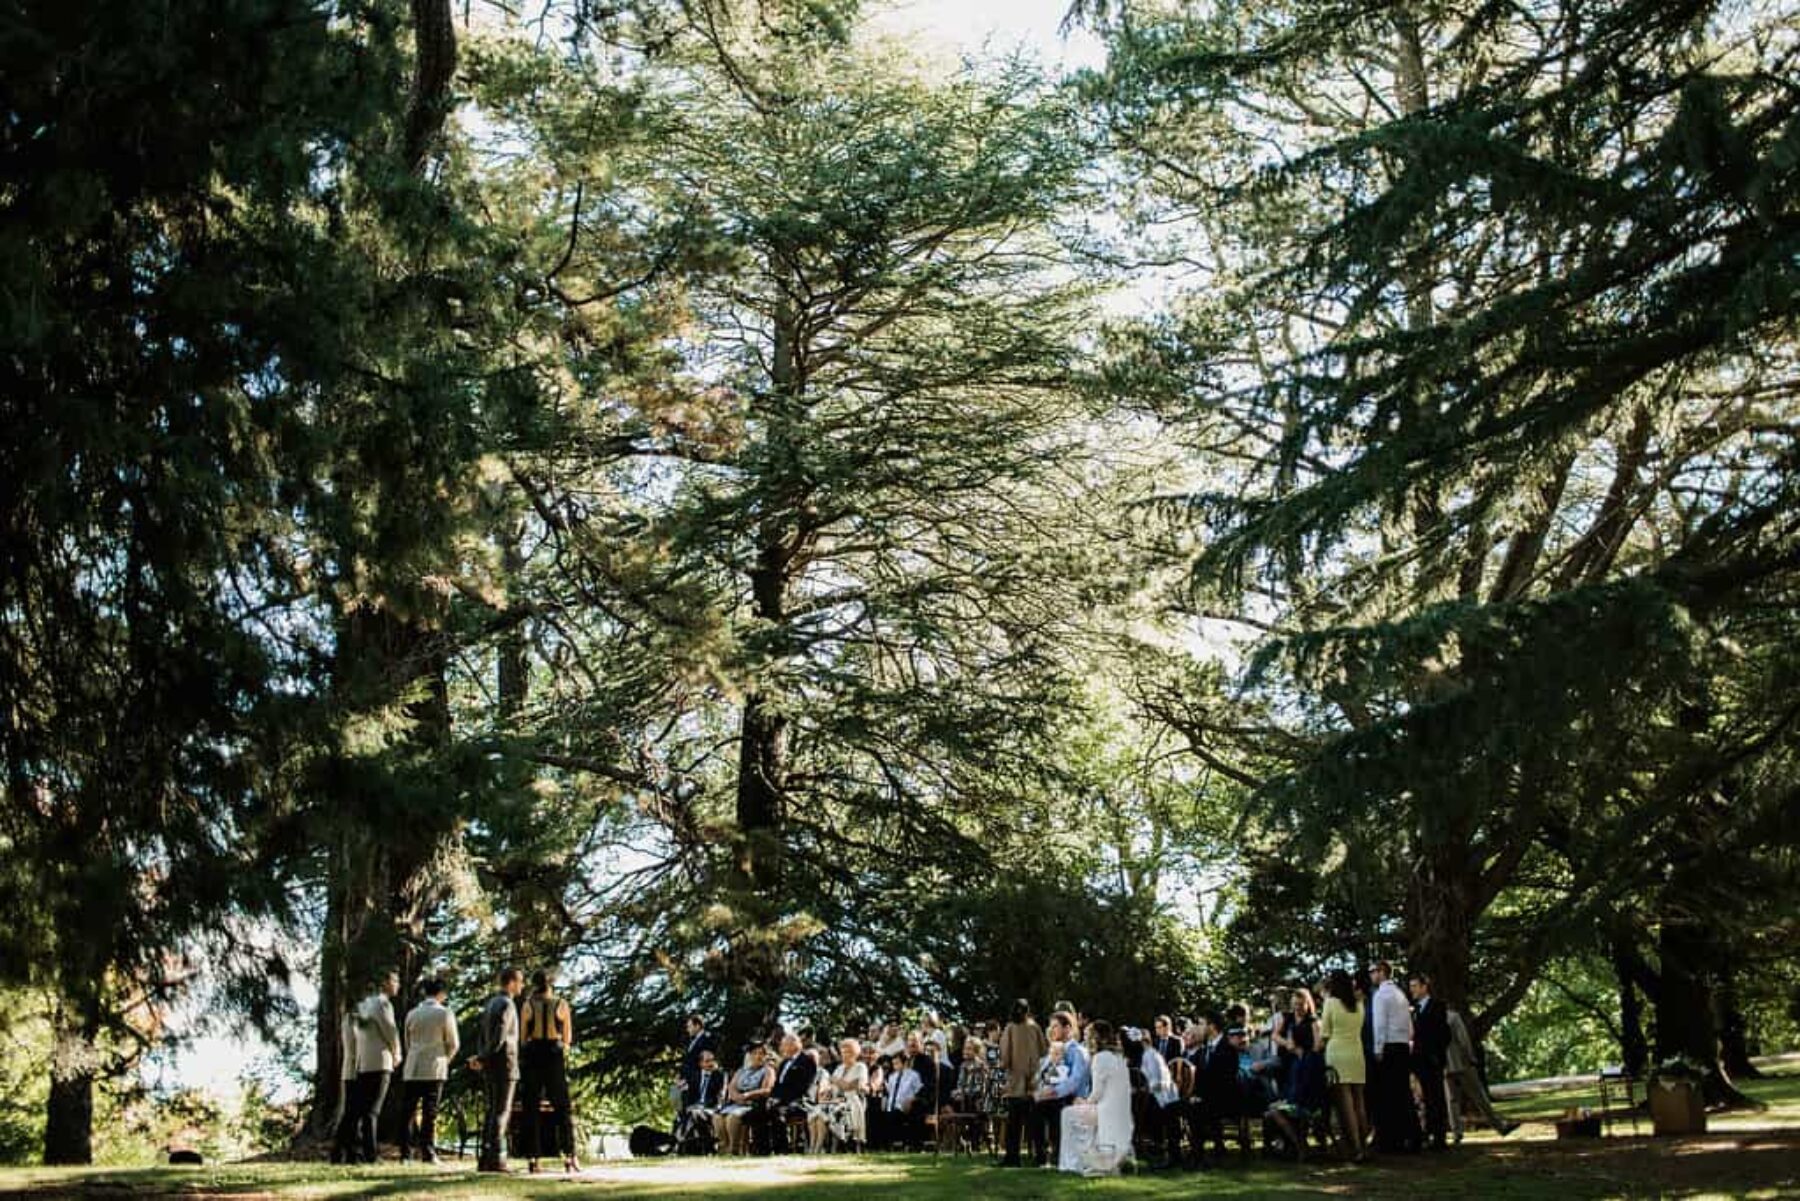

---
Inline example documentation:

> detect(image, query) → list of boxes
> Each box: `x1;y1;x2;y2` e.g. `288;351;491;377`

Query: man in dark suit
1153;1015;1182;1065
762;1035;818;1153
1409;973;1451;1150
679;1047;725;1152
690;1049;725;1110
679;1013;717;1096
1204;1025;1247;1158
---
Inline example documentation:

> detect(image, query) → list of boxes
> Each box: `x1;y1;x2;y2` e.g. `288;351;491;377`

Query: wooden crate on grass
1649;1078;1707;1136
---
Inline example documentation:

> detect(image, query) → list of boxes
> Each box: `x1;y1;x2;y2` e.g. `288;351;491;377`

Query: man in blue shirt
1035;1011;1088;1165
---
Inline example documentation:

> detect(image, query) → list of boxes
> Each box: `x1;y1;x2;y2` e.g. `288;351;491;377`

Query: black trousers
1186;1092;1232;1160
1153;1100;1184;1161
1034;1096;1069;1165
1414;1057;1448;1145
332;1070;390;1164
518;1040;574;1159
870;1104;920;1151
398;1080;443;1159
1375;1043;1421;1150
1001;1096;1032;1165
480;1061;518;1169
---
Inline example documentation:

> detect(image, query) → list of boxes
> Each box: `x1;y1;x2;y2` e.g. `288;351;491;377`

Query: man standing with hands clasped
399;978;459;1163
1370;961;1421;1152
471;967;523;1173
1409;972;1451;1151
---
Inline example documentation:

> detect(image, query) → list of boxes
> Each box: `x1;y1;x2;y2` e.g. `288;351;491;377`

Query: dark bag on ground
629;1125;676;1157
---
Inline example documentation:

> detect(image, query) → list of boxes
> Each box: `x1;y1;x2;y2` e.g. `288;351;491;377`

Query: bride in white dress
1058;1021;1134;1175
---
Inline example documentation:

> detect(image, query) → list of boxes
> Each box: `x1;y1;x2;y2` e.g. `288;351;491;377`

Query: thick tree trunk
1715;972;1762;1081
307;854;352;1139
1612;938;1649;1077
308;608;455;1136
42;1001;100;1165
1655;914;1759;1108
402;0;457;172
1404;838;1475;1012
720;285;803;1052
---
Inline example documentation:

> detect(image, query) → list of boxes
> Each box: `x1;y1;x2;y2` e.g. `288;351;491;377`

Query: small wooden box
1649;1079;1707;1136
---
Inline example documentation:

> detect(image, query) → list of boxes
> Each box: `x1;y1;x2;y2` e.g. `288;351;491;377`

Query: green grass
3;1069;1796;1200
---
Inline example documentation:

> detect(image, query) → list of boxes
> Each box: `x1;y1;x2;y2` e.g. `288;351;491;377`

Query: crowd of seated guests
669;967;1513;1172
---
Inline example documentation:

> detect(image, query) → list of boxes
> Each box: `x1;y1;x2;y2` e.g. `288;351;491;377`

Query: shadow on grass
5;1135;1800;1201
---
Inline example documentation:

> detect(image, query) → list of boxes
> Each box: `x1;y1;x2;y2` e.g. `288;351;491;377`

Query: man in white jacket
399;978;460;1162
335;971;402;1165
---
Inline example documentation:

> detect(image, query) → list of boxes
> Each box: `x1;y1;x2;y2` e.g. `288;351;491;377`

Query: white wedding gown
1058;1050;1134;1174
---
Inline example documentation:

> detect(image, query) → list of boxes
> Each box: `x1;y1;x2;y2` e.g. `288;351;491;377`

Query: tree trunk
307;854;352;1139
720;281;803;1052
1612;937;1649;1077
1715;972;1762;1080
402;0;457;172
499;520;529;720
1655;913;1758;1107
42;1000;100;1165
1404;835;1476;1013
308;608;455;1134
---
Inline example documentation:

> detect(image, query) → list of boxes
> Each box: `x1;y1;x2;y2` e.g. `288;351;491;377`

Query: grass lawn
3;1069;1795;1200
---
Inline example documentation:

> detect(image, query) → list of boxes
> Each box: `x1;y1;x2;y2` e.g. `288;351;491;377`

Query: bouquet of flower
1650;1055;1709;1084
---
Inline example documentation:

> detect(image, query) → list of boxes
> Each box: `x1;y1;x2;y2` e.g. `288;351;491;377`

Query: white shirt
1140;1046;1179;1106
1373;980;1414;1049
883;1067;921;1111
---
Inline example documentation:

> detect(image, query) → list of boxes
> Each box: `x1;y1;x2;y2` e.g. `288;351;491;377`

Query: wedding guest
1279;987;1327;1114
328;1005;362;1164
714;1045;774;1155
1319;969;1368;1161
473;968;523;1173
942;1036;991;1151
997;999;1047;1168
1370;962;1420;1152
683;1046;726;1145
764;1034;819;1152
1037;1011;1089;1165
807;1038;870;1151
1152;1015;1181;1065
1409;972;1450;1150
679;1014;716;1100
517;970;578;1173
1058;1020;1133;1174
399;978;459;1163
1444;1006;1518;1140
337;971;401;1166
871;1052;923;1150
1136;1026;1183;1167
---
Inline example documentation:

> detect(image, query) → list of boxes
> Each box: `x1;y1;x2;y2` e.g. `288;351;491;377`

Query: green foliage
915;878;1209;1023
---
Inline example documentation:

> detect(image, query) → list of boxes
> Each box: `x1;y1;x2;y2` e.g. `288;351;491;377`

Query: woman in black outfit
517;970;579;1173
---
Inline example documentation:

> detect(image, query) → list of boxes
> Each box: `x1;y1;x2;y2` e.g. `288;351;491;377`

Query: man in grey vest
470;967;523;1172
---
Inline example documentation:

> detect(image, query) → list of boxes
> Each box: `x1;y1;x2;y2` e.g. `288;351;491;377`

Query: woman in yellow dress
1318;969;1369;1161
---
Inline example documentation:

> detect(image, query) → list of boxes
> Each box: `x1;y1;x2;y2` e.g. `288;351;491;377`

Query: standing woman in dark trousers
517;970;579;1173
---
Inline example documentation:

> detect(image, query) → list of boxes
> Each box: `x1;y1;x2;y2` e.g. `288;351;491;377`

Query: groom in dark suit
1410;973;1451;1150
